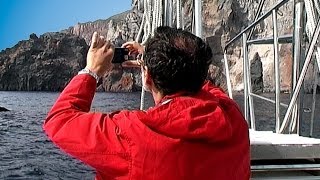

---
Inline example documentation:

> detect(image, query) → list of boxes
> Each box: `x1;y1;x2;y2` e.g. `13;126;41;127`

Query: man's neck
152;92;163;105
151;89;164;105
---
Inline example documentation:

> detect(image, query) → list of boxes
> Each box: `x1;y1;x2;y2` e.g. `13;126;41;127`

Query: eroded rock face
64;10;141;45
1;0;318;92
0;33;88;91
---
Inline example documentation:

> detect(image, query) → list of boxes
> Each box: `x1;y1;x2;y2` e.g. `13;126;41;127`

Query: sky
0;0;132;51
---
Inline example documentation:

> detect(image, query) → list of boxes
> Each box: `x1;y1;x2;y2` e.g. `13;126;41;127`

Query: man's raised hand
86;32;115;77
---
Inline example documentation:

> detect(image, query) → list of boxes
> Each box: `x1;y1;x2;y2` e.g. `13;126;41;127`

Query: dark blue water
0;91;319;179
0;91;153;179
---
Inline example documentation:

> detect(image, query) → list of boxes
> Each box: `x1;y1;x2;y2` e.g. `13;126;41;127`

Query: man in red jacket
44;26;250;180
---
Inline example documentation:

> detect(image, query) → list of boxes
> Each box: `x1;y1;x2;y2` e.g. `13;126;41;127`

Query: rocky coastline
0;0;319;93
0;33;87;91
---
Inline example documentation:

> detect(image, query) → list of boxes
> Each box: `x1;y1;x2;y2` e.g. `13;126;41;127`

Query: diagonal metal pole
224;52;233;99
290;0;304;134
273;9;281;133
225;0;290;49
280;18;320;133
248;0;266;40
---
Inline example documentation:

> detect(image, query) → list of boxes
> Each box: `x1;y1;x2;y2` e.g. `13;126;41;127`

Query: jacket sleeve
43;74;130;175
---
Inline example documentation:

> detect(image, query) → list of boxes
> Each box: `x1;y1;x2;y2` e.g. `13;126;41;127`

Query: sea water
0;91;319;179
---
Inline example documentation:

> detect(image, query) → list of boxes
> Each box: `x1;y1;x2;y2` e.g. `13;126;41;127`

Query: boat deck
250;130;320;160
250;130;320;179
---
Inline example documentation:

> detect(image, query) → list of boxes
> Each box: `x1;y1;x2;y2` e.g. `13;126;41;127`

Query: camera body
112;48;129;64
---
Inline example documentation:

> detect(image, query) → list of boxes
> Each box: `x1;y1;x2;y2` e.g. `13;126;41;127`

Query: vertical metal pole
310;61;318;137
245;48;256;130
176;0;181;29
181;7;185;30
137;0;141;11
224;52;233;99
243;33;249;125
280;19;320;133
164;0;168;26
191;1;195;34
158;0;163;29
273;9;281;133
290;0;304;134
194;0;202;38
297;3;307;136
168;0;172;27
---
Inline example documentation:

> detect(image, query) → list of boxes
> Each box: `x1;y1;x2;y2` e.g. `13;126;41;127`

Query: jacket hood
140;82;237;143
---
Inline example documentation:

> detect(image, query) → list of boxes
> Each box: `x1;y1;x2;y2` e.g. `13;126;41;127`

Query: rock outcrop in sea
0;0;318;92
0;106;9;112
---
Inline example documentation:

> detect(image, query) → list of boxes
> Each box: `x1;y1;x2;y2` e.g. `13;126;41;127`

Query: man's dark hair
144;26;213;95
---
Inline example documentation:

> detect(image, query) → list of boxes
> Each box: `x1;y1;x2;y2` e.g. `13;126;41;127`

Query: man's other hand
121;60;143;68
86;32;115;77
122;41;144;55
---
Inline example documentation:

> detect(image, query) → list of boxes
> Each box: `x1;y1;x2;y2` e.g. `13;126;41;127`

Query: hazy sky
0;0;132;51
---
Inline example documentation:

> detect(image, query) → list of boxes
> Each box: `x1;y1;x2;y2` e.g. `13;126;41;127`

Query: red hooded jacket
44;74;250;180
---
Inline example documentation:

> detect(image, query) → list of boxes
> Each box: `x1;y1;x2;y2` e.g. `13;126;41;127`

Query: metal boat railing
223;0;320;135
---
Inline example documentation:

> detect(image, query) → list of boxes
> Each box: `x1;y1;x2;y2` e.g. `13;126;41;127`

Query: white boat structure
224;0;320;178
136;0;320;178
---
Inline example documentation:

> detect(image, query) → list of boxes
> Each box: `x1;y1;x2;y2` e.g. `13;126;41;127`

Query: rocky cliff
63;0;319;93
0;33;87;91
62;10;141;45
62;9;143;92
0;0;318;92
